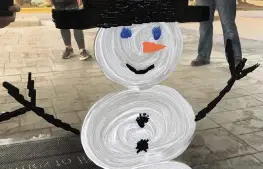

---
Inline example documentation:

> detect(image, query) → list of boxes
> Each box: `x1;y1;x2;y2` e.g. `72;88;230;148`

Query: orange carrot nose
142;42;166;53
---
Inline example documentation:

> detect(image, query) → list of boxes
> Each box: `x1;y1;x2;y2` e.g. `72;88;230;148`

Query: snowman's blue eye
120;27;132;39
152;26;161;40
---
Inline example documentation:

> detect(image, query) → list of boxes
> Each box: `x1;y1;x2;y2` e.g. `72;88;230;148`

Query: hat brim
52;6;209;29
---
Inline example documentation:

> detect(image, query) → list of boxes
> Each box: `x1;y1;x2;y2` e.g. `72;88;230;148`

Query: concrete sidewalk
0;18;263;168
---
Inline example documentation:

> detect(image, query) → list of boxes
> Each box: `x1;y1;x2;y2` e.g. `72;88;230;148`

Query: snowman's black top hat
0;0;14;16
52;0;210;29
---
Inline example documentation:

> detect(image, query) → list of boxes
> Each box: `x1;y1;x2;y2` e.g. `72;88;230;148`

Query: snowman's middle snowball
81;85;196;169
95;22;183;90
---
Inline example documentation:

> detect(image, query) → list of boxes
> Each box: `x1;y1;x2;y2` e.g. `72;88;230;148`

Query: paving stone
160;80;178;89
183;98;203;114
218;88;251;99
54;85;80;99
85;68;103;74
86;71;105;77
52;97;86;114
169;71;195;79
222;118;263;135
52;78;89;86
89;76;115;85
242;106;263;120
238;131;263;151
0;121;20;135
177;146;220;167
80;92;108;102
4;62;23;68
52;64;86;72
94;84;115;93
0;57;10;64
82;100;96;111
0;96;5;104
76;111;88;122
56;112;81;124
0;102;23;113
234;76;262;88
28;72;54;84
76;84;99;96
35;87;57;99
253;93;263;102
0;68;4;76
21;76;36;83
0;128;51;140
196;118;220;131
53;70;88;79
33;80;53;88
217;96;263;111
0;75;21;84
196;128;256;159
23;72;54;79
36;66;53;73
242;84;263;94
253;152;263;163
20;108;56;131
189;134;207;148
4;68;22;76
193;155;263;169
208;109;253;124
21;66;38;74
176;87;210;100
110;83;126;91
187;77;229;88
51;123;81;137
198;102;227;114
35;99;53;108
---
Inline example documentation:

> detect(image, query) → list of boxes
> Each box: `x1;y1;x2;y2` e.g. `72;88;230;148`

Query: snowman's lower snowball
137;161;192;169
81;85;196;169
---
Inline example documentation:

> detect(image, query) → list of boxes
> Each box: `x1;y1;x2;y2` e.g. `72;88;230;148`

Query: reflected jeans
196;0;242;66
53;2;85;49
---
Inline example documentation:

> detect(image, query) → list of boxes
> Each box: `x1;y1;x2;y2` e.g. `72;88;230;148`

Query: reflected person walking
191;0;242;67
51;0;91;60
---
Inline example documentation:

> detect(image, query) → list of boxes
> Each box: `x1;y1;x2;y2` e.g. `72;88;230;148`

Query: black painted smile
126;64;155;74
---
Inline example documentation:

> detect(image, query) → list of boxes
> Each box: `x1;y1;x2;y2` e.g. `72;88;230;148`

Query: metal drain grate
0;136;102;169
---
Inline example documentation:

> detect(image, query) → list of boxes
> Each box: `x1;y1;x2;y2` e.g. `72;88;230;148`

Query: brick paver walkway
0;17;263;168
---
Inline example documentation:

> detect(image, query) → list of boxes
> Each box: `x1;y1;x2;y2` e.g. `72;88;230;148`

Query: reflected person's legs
53;3;74;59
73;29;85;50
73;29;91;60
66;3;91;60
191;0;216;66
215;0;242;67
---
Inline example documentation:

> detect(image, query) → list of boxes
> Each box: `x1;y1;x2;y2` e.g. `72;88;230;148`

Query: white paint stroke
95;22;183;90
81;85;195;169
137;161;192;169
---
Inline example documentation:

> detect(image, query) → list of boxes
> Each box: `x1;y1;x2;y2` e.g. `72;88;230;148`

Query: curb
9;20;42;27
237;7;263;11
20;8;52;13
18;6;263;13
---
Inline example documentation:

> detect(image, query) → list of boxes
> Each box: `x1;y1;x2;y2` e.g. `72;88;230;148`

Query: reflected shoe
79;49;92;61
191;58;210;67
62;48;74;59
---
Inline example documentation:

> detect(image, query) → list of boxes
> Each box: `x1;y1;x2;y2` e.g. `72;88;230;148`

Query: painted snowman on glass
77;1;210;169
82;23;194;168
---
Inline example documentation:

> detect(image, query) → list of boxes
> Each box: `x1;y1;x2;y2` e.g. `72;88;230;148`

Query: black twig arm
27;72;36;106
195;39;260;122
0;107;28;122
0;73;81;136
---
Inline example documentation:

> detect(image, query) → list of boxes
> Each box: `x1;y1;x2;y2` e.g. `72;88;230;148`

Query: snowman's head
95;22;183;89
